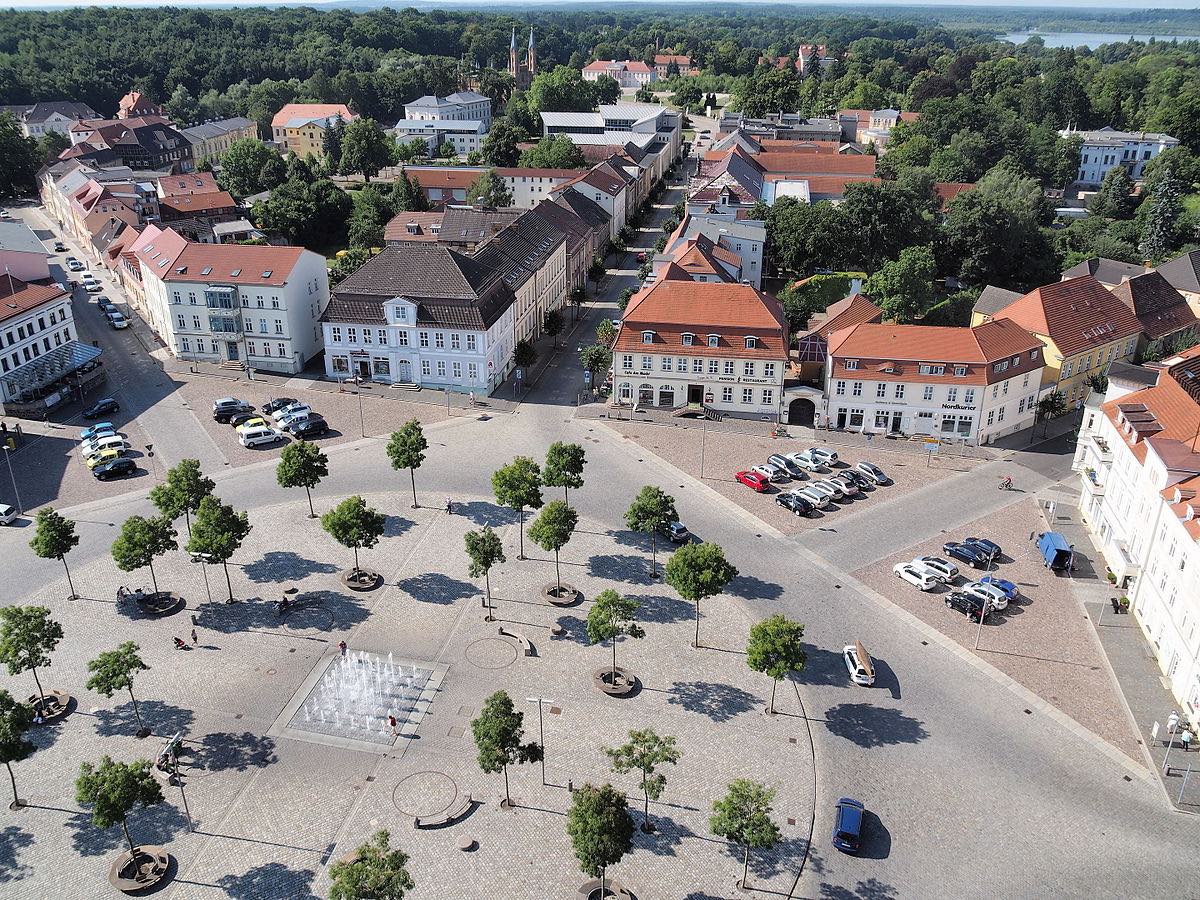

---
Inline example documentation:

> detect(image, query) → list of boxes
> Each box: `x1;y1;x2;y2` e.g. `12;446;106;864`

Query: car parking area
606;420;981;535
852;497;1141;759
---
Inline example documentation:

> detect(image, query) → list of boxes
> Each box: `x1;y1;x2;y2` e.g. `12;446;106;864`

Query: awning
0;340;103;397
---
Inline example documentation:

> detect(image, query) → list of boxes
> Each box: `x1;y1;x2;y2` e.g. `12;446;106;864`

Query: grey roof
447;91;489;104
1107;360;1160;388
180;117;254;143
1062;257;1147;286
23;101;98;124
471;214;565;293
553;190;610;231
1156;249;1200;294
1070;126;1179;145
0;220;48;255
407;95;457;109
525;199;589;251
439;206;522;244
394;120;485;133
972;285;1022;317
685;213;766;242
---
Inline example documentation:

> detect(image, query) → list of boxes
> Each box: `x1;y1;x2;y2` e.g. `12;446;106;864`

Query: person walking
389;714;398;736
191;628;198;646
338;640;347;657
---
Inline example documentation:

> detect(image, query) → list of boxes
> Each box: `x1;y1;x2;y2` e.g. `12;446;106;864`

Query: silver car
811;479;845;501
809;447;839;465
753;463;788;483
795;486;830;509
963;581;1009;611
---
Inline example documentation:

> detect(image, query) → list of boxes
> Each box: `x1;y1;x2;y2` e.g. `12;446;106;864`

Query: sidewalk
991;408;1083;453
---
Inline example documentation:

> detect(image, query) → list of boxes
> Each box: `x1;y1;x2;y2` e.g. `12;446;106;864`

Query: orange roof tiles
383;212;445;243
811;294;883;339
0;278;70;324
1108;271;1199;341
754;152;877;176
272;103;355;128
994;275;1143;357
160;191;237;215
163;243;306;286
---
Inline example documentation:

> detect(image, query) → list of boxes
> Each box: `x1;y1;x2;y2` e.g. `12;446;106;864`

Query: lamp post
2;446;22;515
973;550;998;651
356;385;365;438
1164;711;1181;775
525;696;554;786
190;552;212;606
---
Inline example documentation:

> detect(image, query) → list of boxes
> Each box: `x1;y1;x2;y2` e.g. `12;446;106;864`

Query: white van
239;425;284;448
843;641;875;687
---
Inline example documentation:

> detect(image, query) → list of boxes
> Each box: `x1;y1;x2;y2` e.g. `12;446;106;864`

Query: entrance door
788;398;815;426
891;412;902;433
658;387;675;407
398;360;412;382
357;360;371;379
835;409;847;429
688;384;703;404
226;341;239;361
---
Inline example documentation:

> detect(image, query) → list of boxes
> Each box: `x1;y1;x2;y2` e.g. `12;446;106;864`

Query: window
852;382;862;397
259;319;268;334
1125;337;1135;355
677;357;687;371
964;388;975;404
845;359;859;370
1002;381;1008;395
450;333;461;350
764;363;775;378
377;329;387;346
363;329;373;344
692;359;703;373
181;338;190;352
468;363;478;380
374;358;390;376
923;386;934;401
761;388;774;406
421;360;431;376
641;355;652;370
1030;348;1040;360
876;383;887;398
919;364;945;376
466;334;477;352
743;362;755;376
987;410;995;426
708;359;719;374
435;332;445;349
333;356;349;373
331;327;342;343
395;306;408;322
397;331;409;347
436;361;446;377
992;385;999;399
246;341;256;355
1062;360;1073;378
1022;373;1030;388
642;331;655;344
742;387;754;404
992;360;1009;374
278;343;286;357
662;357;673;371
721;386;733;402
723;360;734;375
622;354;633;370
347;327;357;343
1080;354;1090;371
894;384;905;399
997;407;1005;422
419;331;429;348
954;366;967;377
1010;356;1019;367
1018;397;1026;413
262;344;272;357
682;333;694;346
744;336;757;349
835;380;846;396
707;334;719;347
452;361;462;378
177;314;186;329
244;316;252;332
947;387;958;402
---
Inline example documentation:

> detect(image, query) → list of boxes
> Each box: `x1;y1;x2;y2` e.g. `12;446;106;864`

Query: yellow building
270;104;357;160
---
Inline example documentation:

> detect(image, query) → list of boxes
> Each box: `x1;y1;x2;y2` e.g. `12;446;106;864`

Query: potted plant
1106;571;1117;584
1119;596;1130;612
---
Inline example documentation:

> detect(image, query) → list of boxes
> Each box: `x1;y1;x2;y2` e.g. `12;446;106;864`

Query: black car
93;457;136;480
656;521;689;543
945;591;989;622
53;241;67;253
768;453;806;479
841;469;872;490
943;541;990;568
775;491;816;517
83;397;119;418
96;297;116;314
212;399;253;423
262;397;299;416
289;416;330;438
228;410;262;428
964;537;1002;560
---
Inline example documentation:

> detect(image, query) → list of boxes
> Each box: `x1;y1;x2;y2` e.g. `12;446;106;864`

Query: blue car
832;797;865;854
80;422;115;441
980;575;1018;602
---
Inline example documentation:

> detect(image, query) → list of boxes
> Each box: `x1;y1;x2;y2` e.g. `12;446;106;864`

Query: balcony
1089;435;1113;463
1081;466;1105;497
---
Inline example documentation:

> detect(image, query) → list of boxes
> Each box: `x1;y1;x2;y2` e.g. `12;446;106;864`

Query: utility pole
2;446;22;515
525;697;554;786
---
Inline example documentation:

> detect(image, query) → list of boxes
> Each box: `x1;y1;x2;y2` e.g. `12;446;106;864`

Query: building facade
581;60;656;88
1062;126;1180;185
180;117;259;164
509;27;537;91
0;101;98;138
271;104;357;159
660;212;766;288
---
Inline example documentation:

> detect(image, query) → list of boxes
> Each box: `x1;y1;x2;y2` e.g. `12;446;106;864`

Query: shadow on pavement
92;699;196;739
242;551;339;584
396;572;478;605
666;680;761;722
0;825;34;883
215;862;319;900
822;703;928;747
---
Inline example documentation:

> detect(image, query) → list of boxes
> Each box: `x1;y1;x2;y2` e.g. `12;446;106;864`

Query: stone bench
498;625;534;657
413;794;473;829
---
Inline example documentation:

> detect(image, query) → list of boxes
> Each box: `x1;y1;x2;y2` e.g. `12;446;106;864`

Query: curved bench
498;625;534;657
413;794;473;829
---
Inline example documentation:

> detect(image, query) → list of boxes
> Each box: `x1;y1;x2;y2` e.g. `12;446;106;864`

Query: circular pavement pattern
464;637;518;670
392;770;459;817
280;605;335;633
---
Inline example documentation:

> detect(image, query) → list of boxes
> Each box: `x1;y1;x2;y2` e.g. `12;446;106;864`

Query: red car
734;470;768;492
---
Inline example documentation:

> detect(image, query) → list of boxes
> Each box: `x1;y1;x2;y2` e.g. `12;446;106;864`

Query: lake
1002;31;1200;49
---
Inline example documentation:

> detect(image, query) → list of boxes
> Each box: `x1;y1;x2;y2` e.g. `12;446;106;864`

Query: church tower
527;27;536;80
509;27;518;82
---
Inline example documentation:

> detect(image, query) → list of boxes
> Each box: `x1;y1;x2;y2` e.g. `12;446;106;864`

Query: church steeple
527;26;536;76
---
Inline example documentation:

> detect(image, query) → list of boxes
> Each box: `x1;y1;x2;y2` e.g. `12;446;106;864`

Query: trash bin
1110;597;1121;614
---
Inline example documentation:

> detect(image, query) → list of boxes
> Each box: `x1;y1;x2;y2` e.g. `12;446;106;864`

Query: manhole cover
392;770;459;817
464;637;518;670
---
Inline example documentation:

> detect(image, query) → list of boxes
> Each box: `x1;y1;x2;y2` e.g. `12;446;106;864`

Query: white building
0;220;51;284
1074;347;1200;719
131;227;328;373
541;103;682;177
0;100;98;138
1062;126;1180;185
581;60;657;89
402;92;492;129
559;162;630;241
659;212;766;288
824;320;1046;444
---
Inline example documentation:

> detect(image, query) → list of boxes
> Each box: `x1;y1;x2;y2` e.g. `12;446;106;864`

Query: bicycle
998;475;1014;491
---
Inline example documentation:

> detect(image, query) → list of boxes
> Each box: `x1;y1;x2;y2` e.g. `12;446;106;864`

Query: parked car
239;425;286;448
212;397;253;423
93;457;136;481
82;397;119;418
979;575;1019;602
289;416;330;439
856;461;889;484
53;241;67;253
235;416;271;434
796;485;830;508
752;462;787;483
0;503;18;525
810;479;845;501
106;311;129;329
808;447;839;466
261;397;299;416
945;591;990;622
85;447;122;469
964;537;1003;560
83;279;103;293
275;406;314;428
734;470;768;492
65;257;85;271
832;798;866;854
775;491;815;517
893;562;939;591
829;473;860;496
843;641;875;686
80;435;128;458
943;540;991;569
228;410;262;428
963;580;1009;611
80;422;115;441
96;297;115;313
840;469;872;490
768;453;806;479
787;450;824;472
654;521;689;544
268;401;308;422
915;555;959;582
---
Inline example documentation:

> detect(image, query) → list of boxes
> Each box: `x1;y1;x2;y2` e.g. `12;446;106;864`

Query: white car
893;562;939;591
274;406;313;427
107;312;129;329
239;426;286;448
856;461;889;484
963;581;1009;611
0;503;18;525
809;447;839;465
795;485;830;509
829;474;860;496
915;555;959;583
66;257;85;272
787;450;824;472
752;463;787;483
270;402;309;422
83;279;103;293
80;435;129;458
810;479;845;501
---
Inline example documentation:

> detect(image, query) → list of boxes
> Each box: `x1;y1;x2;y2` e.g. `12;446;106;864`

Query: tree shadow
242;551;339;584
666;681;760;722
553;614;588;644
454;501;513;527
395;572;478;605
193;590;370;634
186;731;278;774
587;553;650;583
0;825;34;883
605;527;649;552
629;592;692;624
796;645;854;688
68;802;191;857
819;877;900;899
632;812;690;857
823;703;928;748
743;834;811;879
215;861;319;900
726;574;785;601
382;515;415;538
93;699;195;739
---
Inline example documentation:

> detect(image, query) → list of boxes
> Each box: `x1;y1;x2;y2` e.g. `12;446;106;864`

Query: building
582;60;656;89
388;165;577;210
559;163;630;240
541;103;683;180
1063;126;1180;185
498;168;579;208
792;292;881;397
660;213;766;288
320;243;516;391
395;91;492;156
117;91;164;120
271;104;357;159
473;213;567;347
797;44;834;73
972;275;1143;406
64;116;193;172
1156;249;1200;316
384;211;445;244
654;54;698;78
687;145;877;211
718;112;843;143
526;196;606;293
824;319;1046;443
0;101;98;138
1072;346;1200;718
1108;271;1199;357
612;280;787;418
157;190;243;242
132;230;328;373
509;27;537;92
180;117;258;164
0;220;51;284
1062;256;1147;288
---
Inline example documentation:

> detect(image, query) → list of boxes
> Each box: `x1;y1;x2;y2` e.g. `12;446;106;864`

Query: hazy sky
7;0;1200;9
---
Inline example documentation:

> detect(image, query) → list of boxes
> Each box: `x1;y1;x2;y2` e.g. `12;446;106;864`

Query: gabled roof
1156;249;1200;295
180;117;255;143
160;191;237;215
383;211;444;243
992;275;1144;356
810;294;883;339
472;214;565;293
439;206;522;244
753;152;877;176
933;182;975;208
0;277;69;324
689;147;764;204
22;101;97;124
157;172;220;197
1062;256;1147;286
1109;271;1199;341
973;285;1023;318
553;190;610;231
272;104;355;128
162;242;306;286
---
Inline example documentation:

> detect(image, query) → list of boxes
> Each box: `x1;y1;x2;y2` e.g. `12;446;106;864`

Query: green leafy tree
566;783;635;898
542;308;564;347
388;172;429;213
465;169;513;208
276;439;329;518
166;84;199;124
604;728;680;832
1037;390;1068;436
465;525;506;620
150;458;215;538
1088;167;1136;220
323;116;346;171
328;829;414;900
386;419;427;509
185;496;252;603
543;441;586;506
839;181;932;276
218;137;280;197
710;779;782;890
746;615;807;714
1139;170;1183;264
587;589;644;685
588;257;606;283
348;185;392;249
864;245;937;324
481;119;527;167
492;456;543;560
0;607;63;717
0;112;42;200
329;248;372;285
86;642;152;738
75;756;165;858
258;152;288;190
664;541;738;648
514;339;537;369
529;66;599;117
634;84;655;104
321;496;386;576
518;135;585;169
470;690;542;806
111;516;177;596
590;75;622;106
527;500;578;593
340;118;395;181
624;486;678;578
0;689;35;809
580;345;613;386
29;507;81;601
37;130;71;162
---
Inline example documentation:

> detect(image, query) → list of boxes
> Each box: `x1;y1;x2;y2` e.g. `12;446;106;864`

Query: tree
166;84;198;124
330;248;371;285
277;440;329;519
321;496;386;576
470;690;541;806
386;420;427;509
481;119;526;167
348;185;392;249
566;783;635;898
111;516;177;596
75;756;165;858
323;116;346;171
186;496;252;603
839;181;931;275
604;728;680;832
514;339;537;369
328;829;414;900
518;135;585;169
258;152;287;190
527;500;578;593
0;607;63;717
492;456;543;560
1036;390;1068;436
29;507;81;601
340;118;395;181
710;779;782;890
529;66;600;117
1088;167;1136;220
634;84;655;104
37;129;70;162
150;458;215;538
86;642;152;738
590;74;622;106
465;525;506;620
1139;170;1183;264
624;485;678;578
863;245;937;324
388;172;429;213
465;169;513;208
218;137;280;198
580;345;613;385
542;307;564;347
0;689;34;809
746;615;806;714
543;441;586;506
664;541;738;648
587;589;644;685
0;113;42;200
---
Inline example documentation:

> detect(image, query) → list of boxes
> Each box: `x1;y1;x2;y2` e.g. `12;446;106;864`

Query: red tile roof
1108;271;1199;341
404;168;480;191
654;54;692;66
933;182;975;208
157;172;220;197
163;243;307;286
810;294;883;339
160;191;238;215
994;275;1144;357
0;277;69;324
384;212;445;243
272;103;355;128
754;152;877;176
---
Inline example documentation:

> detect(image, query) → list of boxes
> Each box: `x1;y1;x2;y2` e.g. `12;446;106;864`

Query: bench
498;625;534;657
413;794;473;829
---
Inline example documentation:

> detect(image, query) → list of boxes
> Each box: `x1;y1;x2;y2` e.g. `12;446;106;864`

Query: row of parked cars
733;447;891;518
892;536;1016;622
213;396;329;447
76;401;138;480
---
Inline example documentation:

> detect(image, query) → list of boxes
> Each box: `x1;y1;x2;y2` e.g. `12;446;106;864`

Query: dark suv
212;398;253;423
775;491;816;517
945;591;990;622
93;457;136;481
658;521;690;544
943;541;990;568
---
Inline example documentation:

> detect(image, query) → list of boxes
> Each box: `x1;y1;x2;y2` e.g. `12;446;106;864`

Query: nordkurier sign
941;402;974;411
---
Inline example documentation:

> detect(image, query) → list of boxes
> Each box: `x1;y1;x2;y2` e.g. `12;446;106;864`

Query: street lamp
189;552;212;606
1163;711;1182;775
2;446;22;515
525;697;555;786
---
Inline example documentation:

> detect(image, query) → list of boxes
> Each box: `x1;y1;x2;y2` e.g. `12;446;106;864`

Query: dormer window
1030;348;1039;360
642;331;655;344
707;334;719;347
845;359;859;370
954;365;967;377
744;336;757;349
682;332;695;346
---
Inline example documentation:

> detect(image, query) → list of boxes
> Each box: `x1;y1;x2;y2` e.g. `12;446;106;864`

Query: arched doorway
788;398;816;426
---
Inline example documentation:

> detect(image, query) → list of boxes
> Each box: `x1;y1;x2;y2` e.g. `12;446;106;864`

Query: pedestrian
1183;729;1194;752
191;628;198;646
389;714;398;736
338;640;347;657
